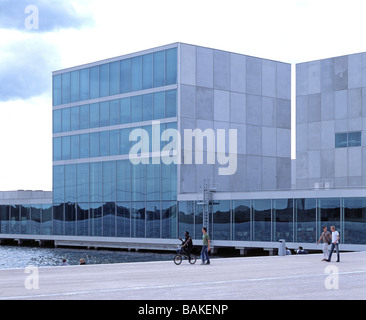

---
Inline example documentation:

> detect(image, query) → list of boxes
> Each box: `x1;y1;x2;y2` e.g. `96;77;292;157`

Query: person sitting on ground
296;246;308;255
60;258;69;266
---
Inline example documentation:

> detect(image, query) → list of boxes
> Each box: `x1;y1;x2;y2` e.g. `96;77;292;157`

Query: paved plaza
0;251;365;300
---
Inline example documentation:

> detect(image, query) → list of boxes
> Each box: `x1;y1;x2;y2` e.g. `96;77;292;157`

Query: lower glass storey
0;197;366;245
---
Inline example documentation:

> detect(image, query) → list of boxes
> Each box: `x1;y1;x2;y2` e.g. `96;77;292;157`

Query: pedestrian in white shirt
325;226;340;262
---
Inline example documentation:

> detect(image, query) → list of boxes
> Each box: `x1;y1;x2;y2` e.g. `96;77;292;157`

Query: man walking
326;226;340;262
317;226;331;261
201;227;211;265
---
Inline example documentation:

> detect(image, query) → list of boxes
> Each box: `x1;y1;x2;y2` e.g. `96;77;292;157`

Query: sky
0;0;366;191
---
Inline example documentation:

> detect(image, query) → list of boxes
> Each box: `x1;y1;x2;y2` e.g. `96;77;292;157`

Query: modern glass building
52;44;178;243
1;43;366;252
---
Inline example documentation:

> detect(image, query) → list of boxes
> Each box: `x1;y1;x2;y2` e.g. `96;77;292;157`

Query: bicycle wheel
188;254;196;264
174;254;182;265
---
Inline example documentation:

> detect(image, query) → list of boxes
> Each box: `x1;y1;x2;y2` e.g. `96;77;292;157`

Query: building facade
1;43;366;252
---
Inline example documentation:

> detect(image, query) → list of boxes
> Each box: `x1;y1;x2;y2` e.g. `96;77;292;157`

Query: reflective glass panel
295;198;316;243
65;164;76;203
70;106;80;131
103;161;116;202
80;133;89;158
110;129;119;156
77;203;89;236
61;108;70;132
70;135;80;159
116;202;130;237
120;128;130;155
348;132;361;147
0;205;9;234
273;199;293;242
90;132;99;157
120;59;131;94
143;53;153;89
131;202;145;238
109;61;120;96
143;93;153;121
166;48;177;85
70;70;79;103
335;133;347;148
153;91;165;119
162;201;177;239
212;200;231;240
10;205;20;234
53;204;64;235
53;165;64;203
90;162;102;202
178;201;195;239
53;74;62;106
90;203;102;236
77;163;89;203
146;201;160;238
131;95;142;123
80;68;89;101
90;103;99;128
100;101;110;127
120;97;130;124
20;205;31;234
62;136;71;160
99;64;109;97
103;202;115;237
117;160;131;202
41;204;52;235
65;203;76;236
80;104;89;130
89;66;99;99
110;99;119;126
131;163;146;202
100;131;110;157
53;137;61;161
146;164;160;201
253;199;271;241
61;72;70;104
132;56;142;91
165;90;177;118
154;51;165;87
318;198;340;238
233;200;250;241
343;198;366;244
53;109;61;133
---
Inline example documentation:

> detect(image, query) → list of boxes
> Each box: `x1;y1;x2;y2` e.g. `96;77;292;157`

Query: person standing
317;226;331;261
326;226;340;262
201;227;211;265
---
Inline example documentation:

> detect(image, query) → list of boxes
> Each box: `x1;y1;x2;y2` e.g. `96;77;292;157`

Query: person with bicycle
178;231;193;257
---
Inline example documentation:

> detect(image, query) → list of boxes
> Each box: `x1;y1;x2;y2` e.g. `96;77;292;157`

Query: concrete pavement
0;252;365;300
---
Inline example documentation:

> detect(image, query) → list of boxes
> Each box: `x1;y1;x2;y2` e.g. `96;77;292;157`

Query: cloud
0;0;94;31
0;36;61;101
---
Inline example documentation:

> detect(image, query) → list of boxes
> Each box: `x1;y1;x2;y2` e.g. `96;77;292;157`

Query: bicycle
174;245;197;265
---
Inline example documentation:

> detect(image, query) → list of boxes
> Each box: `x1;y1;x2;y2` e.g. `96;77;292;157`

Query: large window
53;90;177;136
146;201;161;238
273;199;293;242
253;199;271;241
343;198;366;244
295;198;316;243
233;200;250;241
178;201;195;238
53;48;177;106
335;132;361;148
212;200;231;240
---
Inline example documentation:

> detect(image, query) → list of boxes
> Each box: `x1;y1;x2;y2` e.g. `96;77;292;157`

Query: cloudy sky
0;0;366;191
